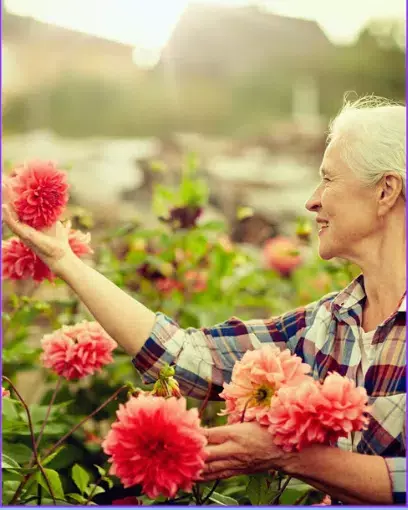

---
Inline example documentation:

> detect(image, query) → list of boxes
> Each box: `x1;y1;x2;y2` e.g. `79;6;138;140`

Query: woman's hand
2;204;74;276
200;422;291;481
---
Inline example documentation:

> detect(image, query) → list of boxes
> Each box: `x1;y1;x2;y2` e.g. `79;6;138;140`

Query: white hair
327;94;406;199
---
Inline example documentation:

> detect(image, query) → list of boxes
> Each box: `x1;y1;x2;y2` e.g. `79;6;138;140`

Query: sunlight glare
5;0;190;68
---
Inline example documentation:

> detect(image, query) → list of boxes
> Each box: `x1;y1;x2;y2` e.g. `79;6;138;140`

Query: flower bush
2;156;362;506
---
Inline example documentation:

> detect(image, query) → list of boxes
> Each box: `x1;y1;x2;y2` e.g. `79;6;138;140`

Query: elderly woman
2;97;406;505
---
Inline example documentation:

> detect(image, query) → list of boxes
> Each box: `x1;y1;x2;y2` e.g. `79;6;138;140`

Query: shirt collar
331;273;366;314
331;273;406;315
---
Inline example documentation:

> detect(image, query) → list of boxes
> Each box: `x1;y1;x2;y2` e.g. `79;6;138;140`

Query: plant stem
43;384;128;460
34;376;63;454
294;489;313;505
3;376;57;506
269;475;292;505
10;383;129;505
84;476;103;505
37;484;43;505
201;479;220;505
198;380;213;420
192;485;202;505
240;397;252;423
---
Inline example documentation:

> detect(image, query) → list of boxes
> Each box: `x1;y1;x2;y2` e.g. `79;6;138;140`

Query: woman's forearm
283;444;393;505
57;253;156;356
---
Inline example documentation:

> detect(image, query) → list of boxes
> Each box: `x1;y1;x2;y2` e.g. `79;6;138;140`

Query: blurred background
2;0;406;236
1;5;406;502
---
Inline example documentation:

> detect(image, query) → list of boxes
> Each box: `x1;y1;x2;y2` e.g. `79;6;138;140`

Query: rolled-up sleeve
132;302;313;400
384;457;406;504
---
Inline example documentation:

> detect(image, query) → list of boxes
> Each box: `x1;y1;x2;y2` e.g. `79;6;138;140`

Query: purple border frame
0;2;407;508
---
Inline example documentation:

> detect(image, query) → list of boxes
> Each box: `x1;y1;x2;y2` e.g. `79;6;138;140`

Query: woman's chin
318;244;335;261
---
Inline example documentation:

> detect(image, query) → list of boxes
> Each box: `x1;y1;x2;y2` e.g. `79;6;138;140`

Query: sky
4;0;406;67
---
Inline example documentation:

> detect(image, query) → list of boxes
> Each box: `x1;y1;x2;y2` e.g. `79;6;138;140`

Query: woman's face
305;141;379;261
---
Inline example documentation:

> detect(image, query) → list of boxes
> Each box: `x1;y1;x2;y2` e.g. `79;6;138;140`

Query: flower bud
151;377;182;398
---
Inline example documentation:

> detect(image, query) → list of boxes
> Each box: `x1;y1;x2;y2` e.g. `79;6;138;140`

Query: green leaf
102;476;114;489
278;488;311;505
84;484;105;497
3;490;18;505
45;444;83;470
67;493;88;504
3;443;32;464
93;464;106;477
71;464;90;495
1;397;19;419
2;468;24;483
2;453;21;470
246;474;277;505
246;475;264;505
29;401;73;424
3;480;21;492
201;489;238;506
199;220;226;232
35;468;65;500
39;498;74;506
287;478;314;492
41;446;65;467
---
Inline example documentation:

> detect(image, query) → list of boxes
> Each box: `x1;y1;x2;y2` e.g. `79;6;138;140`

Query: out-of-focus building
159;4;334;78
3;3;333;124
2;8;139;101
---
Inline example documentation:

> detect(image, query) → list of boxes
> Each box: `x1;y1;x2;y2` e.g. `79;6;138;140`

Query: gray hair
327;94;406;199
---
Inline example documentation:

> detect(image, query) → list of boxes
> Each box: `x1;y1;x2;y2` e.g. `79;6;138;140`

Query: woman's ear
377;173;404;215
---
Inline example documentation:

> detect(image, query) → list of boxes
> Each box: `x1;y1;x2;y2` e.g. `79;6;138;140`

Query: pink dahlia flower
155;278;183;294
219;345;311;425
185;270;208;293
2;387;10;398
2;237;54;282
68;229;93;258
40;321;117;380
263;236;302;276
9;161;69;229
267;372;370;452
102;395;207;499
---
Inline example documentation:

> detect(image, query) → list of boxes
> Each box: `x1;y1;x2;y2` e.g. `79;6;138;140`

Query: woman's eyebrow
319;167;327;178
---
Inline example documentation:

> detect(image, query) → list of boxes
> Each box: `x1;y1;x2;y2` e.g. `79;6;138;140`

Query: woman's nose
305;186;322;212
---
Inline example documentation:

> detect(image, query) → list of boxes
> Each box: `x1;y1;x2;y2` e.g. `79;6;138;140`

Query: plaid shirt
133;275;406;504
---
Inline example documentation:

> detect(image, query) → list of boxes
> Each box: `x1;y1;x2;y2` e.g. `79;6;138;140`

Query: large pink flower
2;237;54;282
68;229;93;258
102;395;207;499
219;345;311;425
2;229;92;283
263;236;302;276
267;372;370;452
9;161;69;229
40;321;117;380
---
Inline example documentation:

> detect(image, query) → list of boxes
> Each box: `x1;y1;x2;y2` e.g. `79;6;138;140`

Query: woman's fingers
202;425;235;445
205;442;240;461
2;205;34;242
3;205;57;254
200;460;241;481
